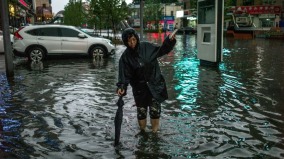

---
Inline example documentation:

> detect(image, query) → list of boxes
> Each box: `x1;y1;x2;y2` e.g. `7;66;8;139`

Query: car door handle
37;38;44;40
62;39;69;41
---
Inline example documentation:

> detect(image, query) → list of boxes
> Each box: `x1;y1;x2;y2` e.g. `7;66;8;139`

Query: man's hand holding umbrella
114;88;126;146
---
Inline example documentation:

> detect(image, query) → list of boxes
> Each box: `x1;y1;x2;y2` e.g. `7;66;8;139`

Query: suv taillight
14;27;24;40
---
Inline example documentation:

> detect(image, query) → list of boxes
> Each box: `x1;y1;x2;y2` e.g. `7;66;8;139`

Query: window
198;0;215;24
260;19;274;27
60;28;80;37
38;28;59;36
263;0;276;5
26;28;40;36
203;32;211;43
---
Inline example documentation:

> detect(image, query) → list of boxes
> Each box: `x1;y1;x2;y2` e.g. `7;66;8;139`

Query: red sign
232;6;281;15
18;0;29;8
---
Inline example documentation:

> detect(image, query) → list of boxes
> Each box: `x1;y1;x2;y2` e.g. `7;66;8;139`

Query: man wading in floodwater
116;28;176;133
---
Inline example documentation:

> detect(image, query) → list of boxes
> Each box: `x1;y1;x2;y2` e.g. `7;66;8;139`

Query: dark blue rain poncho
117;28;176;105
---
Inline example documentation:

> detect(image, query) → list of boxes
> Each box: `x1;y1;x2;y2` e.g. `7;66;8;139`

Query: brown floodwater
0;34;283;159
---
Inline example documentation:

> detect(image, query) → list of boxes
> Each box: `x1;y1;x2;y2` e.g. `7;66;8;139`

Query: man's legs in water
137;107;147;131
151;118;159;133
137;99;161;132
150;99;161;133
138;119;146;131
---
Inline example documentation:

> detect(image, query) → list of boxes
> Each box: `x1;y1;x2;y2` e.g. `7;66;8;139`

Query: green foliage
133;0;178;4
63;0;129;36
64;0;84;26
190;0;197;9
225;0;235;7
143;0;163;28
89;0;128;34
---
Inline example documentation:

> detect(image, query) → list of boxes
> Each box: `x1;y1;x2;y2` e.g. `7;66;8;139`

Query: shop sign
176;10;184;18
259;14;276;18
133;19;140;27
163;16;174;21
18;0;29;9
232;6;281;15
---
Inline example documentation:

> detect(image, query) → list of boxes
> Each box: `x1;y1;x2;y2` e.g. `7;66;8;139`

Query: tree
190;0;197;9
64;0;84;26
143;0;163;30
89;0;129;37
133;0;178;4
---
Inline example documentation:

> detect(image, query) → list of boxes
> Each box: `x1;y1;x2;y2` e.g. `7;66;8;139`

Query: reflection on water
0;35;283;158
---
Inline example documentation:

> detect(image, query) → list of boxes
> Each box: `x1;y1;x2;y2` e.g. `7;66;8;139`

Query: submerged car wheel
28;46;46;61
90;46;106;59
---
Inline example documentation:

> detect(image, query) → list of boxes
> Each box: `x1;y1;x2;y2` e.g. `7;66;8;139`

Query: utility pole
42;4;46;23
0;0;14;78
140;0;144;41
164;3;167;36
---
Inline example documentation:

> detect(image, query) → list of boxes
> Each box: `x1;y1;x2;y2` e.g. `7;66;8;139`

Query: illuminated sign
176;11;184;18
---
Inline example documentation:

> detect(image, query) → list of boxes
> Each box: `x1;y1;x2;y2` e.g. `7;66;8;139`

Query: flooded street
0;34;283;159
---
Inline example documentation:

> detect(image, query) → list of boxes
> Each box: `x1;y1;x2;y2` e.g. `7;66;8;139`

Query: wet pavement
0;34;284;159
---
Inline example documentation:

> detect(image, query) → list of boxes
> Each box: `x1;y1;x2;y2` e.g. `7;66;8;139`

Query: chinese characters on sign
232;6;281;15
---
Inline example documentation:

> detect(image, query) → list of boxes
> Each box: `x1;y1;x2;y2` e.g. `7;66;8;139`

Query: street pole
0;0;14;78
164;4;166;36
42;4;45;22
140;0;144;41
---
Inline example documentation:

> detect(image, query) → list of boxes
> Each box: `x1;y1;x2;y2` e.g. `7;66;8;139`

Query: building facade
3;0;35;30
1;0;54;31
128;3;183;31
232;0;284;28
34;0;52;23
178;0;196;28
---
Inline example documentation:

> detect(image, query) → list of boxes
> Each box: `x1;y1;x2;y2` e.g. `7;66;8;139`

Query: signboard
259;14;276;18
176;11;184;18
232;6;281;15
18;0;29;9
133;19;140;27
163;16;174;21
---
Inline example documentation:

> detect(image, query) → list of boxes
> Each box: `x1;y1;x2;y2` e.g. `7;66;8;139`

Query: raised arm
156;36;176;58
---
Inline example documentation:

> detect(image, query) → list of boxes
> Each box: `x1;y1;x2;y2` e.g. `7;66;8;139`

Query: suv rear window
26;28;40;36
26;28;59;36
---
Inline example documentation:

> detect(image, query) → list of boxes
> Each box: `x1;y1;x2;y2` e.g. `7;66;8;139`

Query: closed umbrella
114;96;124;146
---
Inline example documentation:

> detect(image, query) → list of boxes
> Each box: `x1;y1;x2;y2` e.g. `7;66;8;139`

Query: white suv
13;25;115;61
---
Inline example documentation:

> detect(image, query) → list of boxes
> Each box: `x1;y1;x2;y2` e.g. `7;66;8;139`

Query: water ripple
0;36;283;158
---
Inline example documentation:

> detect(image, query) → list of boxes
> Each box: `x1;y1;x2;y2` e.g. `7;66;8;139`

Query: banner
232;6;281;15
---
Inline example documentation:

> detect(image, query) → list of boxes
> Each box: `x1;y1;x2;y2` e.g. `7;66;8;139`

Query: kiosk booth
197;0;224;66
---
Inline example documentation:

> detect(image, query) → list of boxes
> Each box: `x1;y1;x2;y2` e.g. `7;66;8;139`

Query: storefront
231;5;282;28
160;16;175;31
175;9;197;29
7;0;33;29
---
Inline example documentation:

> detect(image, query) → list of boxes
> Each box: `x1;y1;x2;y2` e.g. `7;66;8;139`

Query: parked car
13;25;115;61
179;27;197;34
0;30;14;53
